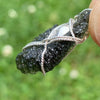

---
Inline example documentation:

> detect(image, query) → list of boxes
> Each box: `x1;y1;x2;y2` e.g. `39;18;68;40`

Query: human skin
89;0;100;46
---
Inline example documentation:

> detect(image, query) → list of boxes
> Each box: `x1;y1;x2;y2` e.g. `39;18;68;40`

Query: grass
0;0;100;100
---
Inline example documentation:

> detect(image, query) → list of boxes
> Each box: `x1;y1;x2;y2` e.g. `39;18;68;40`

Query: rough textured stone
16;9;91;74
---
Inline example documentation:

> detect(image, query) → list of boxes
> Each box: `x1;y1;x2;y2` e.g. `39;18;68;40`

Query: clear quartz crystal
57;25;69;37
48;24;69;39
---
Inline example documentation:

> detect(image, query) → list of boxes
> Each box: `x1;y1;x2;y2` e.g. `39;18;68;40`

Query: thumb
89;0;100;46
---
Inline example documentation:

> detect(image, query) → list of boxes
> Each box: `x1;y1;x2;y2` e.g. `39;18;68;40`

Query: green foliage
0;0;100;100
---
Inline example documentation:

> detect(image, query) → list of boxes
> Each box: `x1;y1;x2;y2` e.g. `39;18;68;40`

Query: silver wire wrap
23;20;88;75
22;8;92;75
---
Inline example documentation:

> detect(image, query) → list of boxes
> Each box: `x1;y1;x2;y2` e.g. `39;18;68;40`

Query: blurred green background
0;0;100;100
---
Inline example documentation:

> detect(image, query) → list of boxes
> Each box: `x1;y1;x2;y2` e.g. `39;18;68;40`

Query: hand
89;0;100;46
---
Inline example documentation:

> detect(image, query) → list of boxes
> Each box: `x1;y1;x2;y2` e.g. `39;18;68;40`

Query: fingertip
89;0;98;8
89;1;100;46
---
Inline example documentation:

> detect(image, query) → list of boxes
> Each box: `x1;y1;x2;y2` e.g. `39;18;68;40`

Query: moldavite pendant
16;8;92;75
